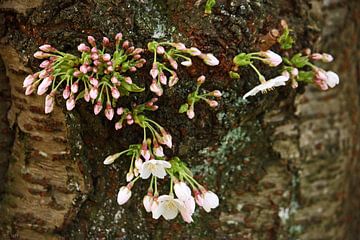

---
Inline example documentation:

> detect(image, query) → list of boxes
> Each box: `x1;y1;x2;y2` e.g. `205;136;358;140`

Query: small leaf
75;90;85;101
278;27;295;50
229;71;240;79
179;103;189;113
290;53;309;68
122;82;145;92
205;0;216;14
233;53;251;66
297;71;314;83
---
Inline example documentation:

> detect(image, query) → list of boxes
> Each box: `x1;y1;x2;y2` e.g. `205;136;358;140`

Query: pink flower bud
115;32;123;44
39;44;56;52
89;77;99;86
34;51;50;59
77;43;90;52
126;171;134;182
39;60;51;68
23;74;35;88
91;53;99;61
104;103;114;120
133;48;143;54
25;85;35;95
87;66;93;72
194;190;204;206
181;60;192;67
115;122;122;130
200;53;220;66
311;53;323;60
207;100;218;108
211;90;222;97
168;57;178;70
129;67;137;72
159;72;167;85
44;91;55;114
122;40;130;49
259;50;282;67
187;108;195;119
153;145;164;157
156;46;165;54
172;42;186;50
37;77;52;95
197;75;206;84
291;68;299;77
39;70;48;79
93;60;101;66
89;87;98;99
63;85;71;99
94;101;103;115
71;82;79;93
150;80;163;96
116;107;124;115
133;54;141;60
135;62;144;68
125;77;132;84
141;141;150;161
127;118;134;125
160;129;172;148
103;53;111;61
73;70;82;77
111;76;119;84
143;194;153;213
126;46;135;54
111;87;120;99
169;72;179;87
91;47;98;53
117;186;132;205
66;96;76;111
107;66;114;72
102;37;110;47
187;47;202;56
150;63;159;79
135;158;143;169
322;53;334;63
84;89;90;102
79;65;88;74
87;36;96;47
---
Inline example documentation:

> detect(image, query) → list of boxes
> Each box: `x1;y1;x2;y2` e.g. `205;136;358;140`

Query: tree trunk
0;0;359;239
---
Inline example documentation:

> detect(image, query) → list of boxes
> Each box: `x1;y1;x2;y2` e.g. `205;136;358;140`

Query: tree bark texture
0;0;359;239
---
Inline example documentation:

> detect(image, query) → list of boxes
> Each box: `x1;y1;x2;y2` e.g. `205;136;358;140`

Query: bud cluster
23;33;146;117
179;75;222;119
147;41;219;96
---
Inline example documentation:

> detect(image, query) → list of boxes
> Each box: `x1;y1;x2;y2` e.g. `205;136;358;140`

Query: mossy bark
0;0;359;239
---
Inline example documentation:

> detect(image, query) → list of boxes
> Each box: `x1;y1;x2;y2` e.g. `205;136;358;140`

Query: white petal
152;166;167;179
158;195;173;202
159;160;171;168
162;202;179;220
325;71;339;88
139;165;152;179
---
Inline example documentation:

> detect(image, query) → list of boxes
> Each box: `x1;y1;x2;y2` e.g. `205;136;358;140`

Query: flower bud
84;89;90;102
104;103;114;120
197;75;206;85
44;91;55;114
168;72;179;87
34;51;50;59
115;32;123;44
87;36;96;47
159;72;167;85
39;60;51;68
211;90;222;97
71;81;79;93
89;87;98;99
156;46;165;54
94;101;103;115
125;77;132;84
207;100;218;108
77;43;90;52
23;74;35;88
187;47;202;56
143;194;153;212
116;107;124;115
117;186;132;205
66;96;76;111
37;77;52;95
79;65;88;74
102;37;110;47
168;57;178;70
39;44;56;52
150;63;159;79
172;42;186;50
63;85;71;99
201;53;220;66
181;60;192;67
174;181;192;201
103;53;111;62
126;171;134;182
111;87;120;99
122;40;130;49
25;85;35;95
115;122;122;130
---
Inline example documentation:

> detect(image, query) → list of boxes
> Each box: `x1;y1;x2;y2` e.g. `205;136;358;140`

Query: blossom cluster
147;41;219;96
179;75;222;119
23;33;145;118
230;25;339;100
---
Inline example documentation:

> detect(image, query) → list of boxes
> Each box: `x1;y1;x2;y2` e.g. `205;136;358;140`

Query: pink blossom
23;74;35;88
103;53;111;62
89;77;99;87
150;80;163;96
77;43;90;52
87;36;96;47
111;76;119;84
259;50;282;67
150;63;159;79
91;53;99;60
71;82;79;93
44;91;55;114
89;87;98;99
156;46;165;54
153;145;164;157
104;104;114;120
66;96;76;111
39;44;56;52
39;60;51;68
159;72;167;85
111;87;120;99
168;57;178;70
37;77;52;95
102;37;110;46
115;32;123;44
62;85;71;99
79;65;88;74
94;101;103;115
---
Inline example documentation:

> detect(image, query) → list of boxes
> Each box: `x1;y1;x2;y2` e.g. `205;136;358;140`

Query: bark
0;0;359;239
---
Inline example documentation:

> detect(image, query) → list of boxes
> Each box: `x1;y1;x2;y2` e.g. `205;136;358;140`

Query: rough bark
0;0;359;239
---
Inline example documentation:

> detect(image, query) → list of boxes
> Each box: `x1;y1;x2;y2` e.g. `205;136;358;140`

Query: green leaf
233;53;252;66
179;103;189;113
290;53;309;68
229;71;240;79
278;27;295;50
75;90;85;101
147;41;158;52
205;0;216;14
297;71;314;83
121;82;145;93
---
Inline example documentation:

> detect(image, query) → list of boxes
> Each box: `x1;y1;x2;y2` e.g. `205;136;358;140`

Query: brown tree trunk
0;0;359;239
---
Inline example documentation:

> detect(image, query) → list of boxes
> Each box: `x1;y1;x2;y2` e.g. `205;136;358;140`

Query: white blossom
139;160;171;179
243;75;289;99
